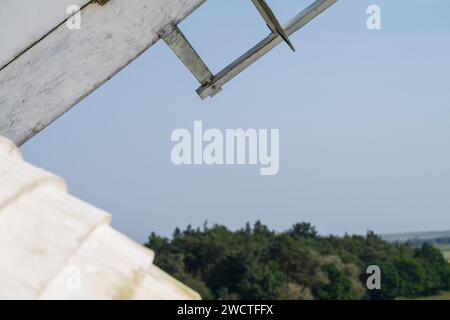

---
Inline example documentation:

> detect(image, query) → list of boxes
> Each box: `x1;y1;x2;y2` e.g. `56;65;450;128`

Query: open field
443;250;450;263
382;230;450;243
419;291;450;300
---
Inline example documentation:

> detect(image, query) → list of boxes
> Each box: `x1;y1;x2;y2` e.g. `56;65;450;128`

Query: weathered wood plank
0;0;206;146
159;23;214;86
0;0;90;69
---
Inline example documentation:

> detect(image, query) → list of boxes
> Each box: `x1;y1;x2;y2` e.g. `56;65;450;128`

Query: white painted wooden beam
0;0;206;146
0;0;91;70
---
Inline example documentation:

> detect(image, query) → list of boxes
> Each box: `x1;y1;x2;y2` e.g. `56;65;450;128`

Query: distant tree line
407;237;450;247
145;221;450;300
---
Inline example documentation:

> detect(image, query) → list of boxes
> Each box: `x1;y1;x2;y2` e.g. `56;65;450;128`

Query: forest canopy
145;222;450;300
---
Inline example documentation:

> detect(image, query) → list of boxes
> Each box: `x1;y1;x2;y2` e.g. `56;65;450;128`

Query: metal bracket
161;0;337;100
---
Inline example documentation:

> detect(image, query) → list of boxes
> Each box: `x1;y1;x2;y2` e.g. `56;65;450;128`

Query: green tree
315;263;360;300
145;221;450;300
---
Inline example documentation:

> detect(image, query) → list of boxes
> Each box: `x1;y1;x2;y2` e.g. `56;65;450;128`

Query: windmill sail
0;0;337;144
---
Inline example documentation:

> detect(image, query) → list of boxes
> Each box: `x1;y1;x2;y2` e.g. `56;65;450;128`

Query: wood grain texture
0;0;90;69
0;0;206;146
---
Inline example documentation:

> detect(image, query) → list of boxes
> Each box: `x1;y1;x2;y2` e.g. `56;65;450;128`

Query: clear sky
21;0;450;242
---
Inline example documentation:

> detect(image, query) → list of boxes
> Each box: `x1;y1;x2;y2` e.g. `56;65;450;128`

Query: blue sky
21;0;450;242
